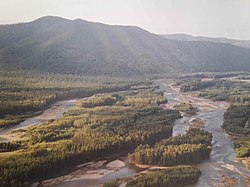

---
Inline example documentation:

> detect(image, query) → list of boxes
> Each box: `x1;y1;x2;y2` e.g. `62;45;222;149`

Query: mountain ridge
162;33;250;49
0;16;250;75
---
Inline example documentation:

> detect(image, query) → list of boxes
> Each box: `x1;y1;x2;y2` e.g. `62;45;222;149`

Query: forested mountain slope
162;34;250;49
0;16;250;75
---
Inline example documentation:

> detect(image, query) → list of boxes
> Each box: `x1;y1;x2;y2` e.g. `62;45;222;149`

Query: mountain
0;16;250;75
162;34;250;49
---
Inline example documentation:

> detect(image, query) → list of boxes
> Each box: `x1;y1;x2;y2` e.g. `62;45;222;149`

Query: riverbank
39;159;136;187
41;160;125;186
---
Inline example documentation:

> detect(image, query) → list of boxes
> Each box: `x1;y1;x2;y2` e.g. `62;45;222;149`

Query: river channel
158;80;250;187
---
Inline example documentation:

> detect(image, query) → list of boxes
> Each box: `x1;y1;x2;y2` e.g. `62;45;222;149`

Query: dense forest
156;128;212;147
0;88;181;186
223;104;250;135
223;104;250;168
0;71;143;127
128;129;212;166
126;166;201;187
104;166;201;187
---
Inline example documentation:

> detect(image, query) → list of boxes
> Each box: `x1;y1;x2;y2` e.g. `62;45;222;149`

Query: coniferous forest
126;166;201;187
128;129;212;166
0;84;181;186
104;166;201;187
0;71;142;127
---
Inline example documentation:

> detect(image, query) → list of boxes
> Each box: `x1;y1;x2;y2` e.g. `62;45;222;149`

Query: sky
0;0;250;40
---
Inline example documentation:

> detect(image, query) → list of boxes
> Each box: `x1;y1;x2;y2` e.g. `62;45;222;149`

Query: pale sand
41;159;126;186
107;160;125;168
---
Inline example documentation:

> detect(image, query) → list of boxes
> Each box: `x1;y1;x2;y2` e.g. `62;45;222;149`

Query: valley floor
0;76;249;187
37;80;250;187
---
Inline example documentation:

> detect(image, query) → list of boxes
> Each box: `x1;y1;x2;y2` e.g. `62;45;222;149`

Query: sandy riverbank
40;160;126;187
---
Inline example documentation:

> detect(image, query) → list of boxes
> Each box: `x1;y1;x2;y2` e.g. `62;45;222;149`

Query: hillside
0;16;250;75
162;34;250;49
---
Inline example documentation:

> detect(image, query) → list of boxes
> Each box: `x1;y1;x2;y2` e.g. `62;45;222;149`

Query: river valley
1;80;249;187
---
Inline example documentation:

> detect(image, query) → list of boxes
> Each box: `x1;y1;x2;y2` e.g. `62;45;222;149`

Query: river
158;80;250;187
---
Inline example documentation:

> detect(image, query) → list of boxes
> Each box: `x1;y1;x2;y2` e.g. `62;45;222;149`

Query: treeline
177;72;250;81
128;129;212;166
156;128;212;147
179;80;216;92
0;89;181;186
79;94;119;108
126;166;201;187
0;141;24;152
0;118;26;128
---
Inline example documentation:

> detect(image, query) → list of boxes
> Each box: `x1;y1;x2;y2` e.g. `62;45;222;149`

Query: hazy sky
0;0;250;40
